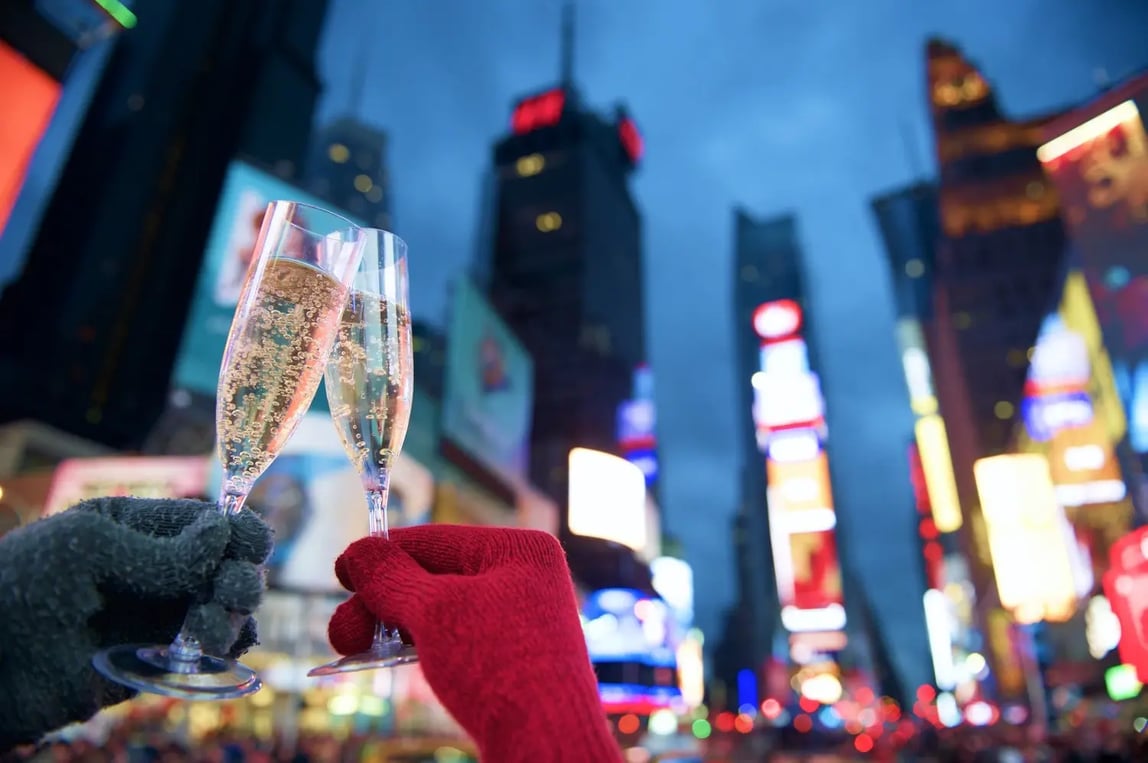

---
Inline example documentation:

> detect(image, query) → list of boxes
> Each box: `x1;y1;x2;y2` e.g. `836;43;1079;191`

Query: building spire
560;0;575;87
348;5;376;116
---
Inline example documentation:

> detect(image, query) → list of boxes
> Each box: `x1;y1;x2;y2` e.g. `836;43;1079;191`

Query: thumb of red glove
328;525;622;763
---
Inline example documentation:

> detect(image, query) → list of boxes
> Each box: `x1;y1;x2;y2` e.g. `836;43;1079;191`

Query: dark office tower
480;17;646;503
872;182;940;323
924;39;1068;615
303;117;392;231
0;0;331;448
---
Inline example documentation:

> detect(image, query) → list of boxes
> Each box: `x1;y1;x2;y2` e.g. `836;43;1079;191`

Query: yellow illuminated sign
915;415;963;532
974;454;1081;624
1059;271;1126;442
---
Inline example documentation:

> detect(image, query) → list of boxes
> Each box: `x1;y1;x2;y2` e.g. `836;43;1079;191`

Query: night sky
311;0;1148;647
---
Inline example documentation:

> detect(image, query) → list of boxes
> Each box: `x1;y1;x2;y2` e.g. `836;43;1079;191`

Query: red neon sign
511;89;566;134
618;116;644;164
753;299;803;341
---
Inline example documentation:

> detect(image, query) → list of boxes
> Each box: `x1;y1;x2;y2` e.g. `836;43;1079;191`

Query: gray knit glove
0;497;272;750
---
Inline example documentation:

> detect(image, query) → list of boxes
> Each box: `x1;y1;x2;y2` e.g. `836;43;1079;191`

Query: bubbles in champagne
217;259;348;492
325;291;413;490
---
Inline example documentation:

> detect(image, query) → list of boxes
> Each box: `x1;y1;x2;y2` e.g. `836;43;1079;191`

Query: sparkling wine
217;259;349;492
325;291;413;489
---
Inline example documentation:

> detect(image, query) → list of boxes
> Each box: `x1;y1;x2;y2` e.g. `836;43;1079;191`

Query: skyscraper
873;180;983;701
726;210;856;704
479;8;646;506
304;117;391;231
923;39;1070;697
726;209;933;707
0;0;332;449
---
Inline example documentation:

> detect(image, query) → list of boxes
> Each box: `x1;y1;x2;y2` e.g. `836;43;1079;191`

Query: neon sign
753;299;803;341
511;89;566;134
618;116;644;165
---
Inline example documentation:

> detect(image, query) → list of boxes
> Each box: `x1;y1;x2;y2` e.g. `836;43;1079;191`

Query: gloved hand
0;497;272;750
328;525;622;763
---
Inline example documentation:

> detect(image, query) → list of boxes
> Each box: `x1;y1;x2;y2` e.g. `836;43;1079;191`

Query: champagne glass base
308;644;419;676
93;644;263;700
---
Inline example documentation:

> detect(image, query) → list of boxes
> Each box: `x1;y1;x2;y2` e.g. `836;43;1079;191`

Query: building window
993;400;1014;420
516;153;545;177
905;259;925;278
328;143;350;163
366;185;384;203
354;174;373;193
740;265;759;282
952;311;972;330
536;212;563;232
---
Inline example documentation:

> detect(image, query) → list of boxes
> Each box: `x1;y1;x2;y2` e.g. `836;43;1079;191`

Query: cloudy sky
312;0;1148;654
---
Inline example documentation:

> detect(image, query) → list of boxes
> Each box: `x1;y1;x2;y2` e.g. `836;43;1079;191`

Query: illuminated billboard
173;161;360;397
974;454;1086;624
234;413;432;591
43;456;210;517
0;42;61;236
751;299;847;637
568;447;647;552
581;587;682;714
1102;526;1148;681
896;317;962;532
1038;95;1148;474
441;278;534;485
1014;275;1129;523
617;366;658;486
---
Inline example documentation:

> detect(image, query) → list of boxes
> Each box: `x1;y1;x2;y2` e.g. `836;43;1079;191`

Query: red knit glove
328;525;622;763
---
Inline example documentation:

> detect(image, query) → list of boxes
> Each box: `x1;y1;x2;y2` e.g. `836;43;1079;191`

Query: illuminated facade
0;0;332;449
1036;75;1148;503
479;62;646;504
873;182;984;701
722;210;868;710
921;39;1075;699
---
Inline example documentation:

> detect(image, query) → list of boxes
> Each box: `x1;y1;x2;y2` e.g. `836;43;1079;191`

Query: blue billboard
440;278;533;484
172;160;360;402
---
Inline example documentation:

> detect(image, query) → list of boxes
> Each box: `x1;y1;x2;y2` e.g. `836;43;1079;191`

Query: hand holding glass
309;228;416;676
93;202;364;699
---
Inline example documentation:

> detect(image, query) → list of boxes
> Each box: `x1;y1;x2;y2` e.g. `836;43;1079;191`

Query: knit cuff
475;671;623;763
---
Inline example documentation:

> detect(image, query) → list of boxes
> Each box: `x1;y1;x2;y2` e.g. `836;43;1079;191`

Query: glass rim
270;200;360;239
358;226;409;249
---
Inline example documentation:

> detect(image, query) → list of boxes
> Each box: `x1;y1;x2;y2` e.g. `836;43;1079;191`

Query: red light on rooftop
618;116;644;164
511;89;566;135
793;714;813;733
854;733;875;753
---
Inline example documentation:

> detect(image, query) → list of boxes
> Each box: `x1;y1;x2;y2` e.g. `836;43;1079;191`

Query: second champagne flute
93;201;364;699
309;228;416;676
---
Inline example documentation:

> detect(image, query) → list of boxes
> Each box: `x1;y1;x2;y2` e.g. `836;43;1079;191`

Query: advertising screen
225;413;432;591
172;161;360;397
581;587;682;713
1039;96;1148;475
974;454;1085;624
440;278;533;484
0;42;61;236
1023;312;1127;509
752;300;847;637
43;456;211;516
568;448;647;552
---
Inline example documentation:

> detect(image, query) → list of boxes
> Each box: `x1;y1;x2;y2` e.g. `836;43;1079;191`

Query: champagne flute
93;201;365;699
308;228;416;676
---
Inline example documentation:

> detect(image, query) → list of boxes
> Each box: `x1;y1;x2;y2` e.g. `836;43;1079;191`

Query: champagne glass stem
366;485;396;651
367;484;390;539
164;488;249;671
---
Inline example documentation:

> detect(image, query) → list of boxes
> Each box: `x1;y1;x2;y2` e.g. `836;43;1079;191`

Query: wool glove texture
0;497;272;750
